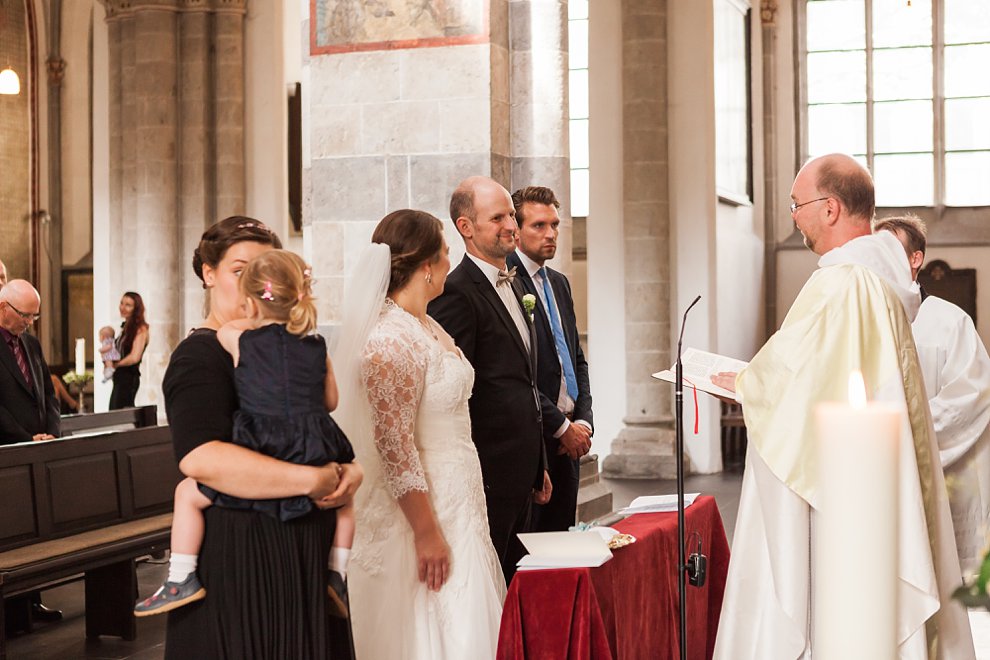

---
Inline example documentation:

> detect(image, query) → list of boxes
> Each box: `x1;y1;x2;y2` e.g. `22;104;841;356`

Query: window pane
806;0;865;52
873;153;934;206
873;100;933;153
807;51;867;103
945;44;990;98
808;103;866;156
568;0;589;21
872;47;933;101
569;69;589;119
944;151;990;206
872;0;932;48
945;97;990;151
570;118;589;169
569;19;588;70
944;0;990;45
570;169;589;218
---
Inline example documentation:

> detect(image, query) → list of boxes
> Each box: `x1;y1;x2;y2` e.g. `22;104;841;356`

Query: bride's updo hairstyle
239;249;317;336
371;209;444;295
192;216;283;286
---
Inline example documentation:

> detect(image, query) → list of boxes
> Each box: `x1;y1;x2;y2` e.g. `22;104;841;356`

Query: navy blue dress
200;323;354;522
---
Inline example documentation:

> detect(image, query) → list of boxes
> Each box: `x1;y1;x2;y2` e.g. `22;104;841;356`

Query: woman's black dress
162;328;353;659
109;330;141;409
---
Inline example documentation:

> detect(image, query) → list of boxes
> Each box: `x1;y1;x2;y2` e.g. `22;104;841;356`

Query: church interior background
2;0;989;482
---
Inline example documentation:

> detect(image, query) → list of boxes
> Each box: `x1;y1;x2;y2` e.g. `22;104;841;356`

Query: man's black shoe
31;602;63;622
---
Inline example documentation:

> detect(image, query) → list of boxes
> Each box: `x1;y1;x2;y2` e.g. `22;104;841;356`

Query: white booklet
618;493;700;515
652;348;749;400
516;530;613;570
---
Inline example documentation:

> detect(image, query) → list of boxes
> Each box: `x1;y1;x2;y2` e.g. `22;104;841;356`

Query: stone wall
0;0;31;283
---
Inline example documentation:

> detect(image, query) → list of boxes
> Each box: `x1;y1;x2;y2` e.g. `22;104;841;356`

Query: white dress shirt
465;253;530;353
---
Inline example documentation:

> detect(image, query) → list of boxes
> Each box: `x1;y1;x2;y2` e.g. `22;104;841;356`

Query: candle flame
848;371;867;408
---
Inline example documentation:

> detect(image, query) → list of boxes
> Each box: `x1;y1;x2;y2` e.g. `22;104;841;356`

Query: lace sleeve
360;330;429;499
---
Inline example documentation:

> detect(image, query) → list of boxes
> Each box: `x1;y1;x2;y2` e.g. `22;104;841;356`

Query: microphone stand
675;294;701;660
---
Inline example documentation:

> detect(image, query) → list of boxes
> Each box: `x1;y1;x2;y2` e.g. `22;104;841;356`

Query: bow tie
496;266;517;287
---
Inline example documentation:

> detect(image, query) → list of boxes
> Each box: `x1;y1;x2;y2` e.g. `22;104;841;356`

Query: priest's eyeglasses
4;302;41;322
790;196;829;215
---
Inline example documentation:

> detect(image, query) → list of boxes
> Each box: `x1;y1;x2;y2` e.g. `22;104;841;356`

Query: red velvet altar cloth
496;495;730;660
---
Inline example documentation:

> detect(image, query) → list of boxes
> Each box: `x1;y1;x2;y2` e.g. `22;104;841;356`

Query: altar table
496;495;730;660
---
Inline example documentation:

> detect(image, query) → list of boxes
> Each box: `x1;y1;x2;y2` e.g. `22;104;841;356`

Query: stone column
761;1;779;340
602;0;676;479
508;0;572;273
101;0;247;411
303;0;551;322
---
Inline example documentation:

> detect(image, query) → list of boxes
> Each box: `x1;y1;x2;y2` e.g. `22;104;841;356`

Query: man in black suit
0;279;63;623
428;176;550;583
0;279;59;444
506;186;593;532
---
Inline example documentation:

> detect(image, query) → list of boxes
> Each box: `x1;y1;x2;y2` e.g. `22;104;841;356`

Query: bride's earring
425;270;433;284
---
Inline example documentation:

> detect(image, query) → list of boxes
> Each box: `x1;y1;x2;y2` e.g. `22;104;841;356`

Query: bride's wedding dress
347;299;506;660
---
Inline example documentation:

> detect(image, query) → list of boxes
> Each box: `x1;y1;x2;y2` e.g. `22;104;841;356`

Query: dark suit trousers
533;452;580;532
486;492;533;585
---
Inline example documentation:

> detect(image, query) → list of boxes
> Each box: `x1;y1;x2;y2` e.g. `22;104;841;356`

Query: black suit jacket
506;252;593;449
0;331;60;445
428;255;546;498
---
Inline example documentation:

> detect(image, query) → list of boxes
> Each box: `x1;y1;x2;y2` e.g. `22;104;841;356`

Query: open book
516;530;613;570
652;348;749;400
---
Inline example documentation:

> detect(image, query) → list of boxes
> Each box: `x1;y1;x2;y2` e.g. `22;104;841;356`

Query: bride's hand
414;527;451;592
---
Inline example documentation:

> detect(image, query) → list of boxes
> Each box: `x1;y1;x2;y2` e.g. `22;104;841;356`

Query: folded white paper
516;531;613;570
618;492;700;515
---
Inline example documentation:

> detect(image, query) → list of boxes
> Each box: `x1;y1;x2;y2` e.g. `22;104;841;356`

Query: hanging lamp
0;0;20;95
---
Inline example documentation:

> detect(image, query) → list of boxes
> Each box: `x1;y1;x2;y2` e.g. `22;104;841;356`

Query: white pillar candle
75;338;86;376
814;371;899;660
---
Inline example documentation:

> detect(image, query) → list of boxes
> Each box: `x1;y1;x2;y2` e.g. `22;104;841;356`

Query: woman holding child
161;216;361;659
108;291;148;409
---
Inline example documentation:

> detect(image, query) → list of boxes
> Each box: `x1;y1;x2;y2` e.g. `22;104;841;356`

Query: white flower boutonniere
522;293;537;322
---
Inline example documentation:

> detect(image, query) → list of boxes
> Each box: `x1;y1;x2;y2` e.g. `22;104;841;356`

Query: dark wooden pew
59;404;158;436
0;420;181;658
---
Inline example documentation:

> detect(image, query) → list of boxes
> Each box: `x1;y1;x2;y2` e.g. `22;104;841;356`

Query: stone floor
6;471;989;658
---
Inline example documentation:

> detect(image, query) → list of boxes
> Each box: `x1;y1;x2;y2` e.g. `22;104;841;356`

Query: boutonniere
522;294;536;322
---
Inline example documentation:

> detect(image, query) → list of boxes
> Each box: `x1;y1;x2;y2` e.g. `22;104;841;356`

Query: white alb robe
914;294;990;575
714;233;975;660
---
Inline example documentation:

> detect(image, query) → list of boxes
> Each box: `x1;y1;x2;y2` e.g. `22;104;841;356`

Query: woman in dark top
108;291;148;409
163;216;362;659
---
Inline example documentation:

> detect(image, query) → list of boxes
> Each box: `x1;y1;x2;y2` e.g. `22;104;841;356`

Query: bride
333;209;506;659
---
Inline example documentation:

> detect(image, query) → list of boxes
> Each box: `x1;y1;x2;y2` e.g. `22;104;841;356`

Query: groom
429;175;550;583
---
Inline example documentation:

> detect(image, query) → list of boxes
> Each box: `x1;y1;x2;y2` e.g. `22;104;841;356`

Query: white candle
814;371;899;659
75;338;85;376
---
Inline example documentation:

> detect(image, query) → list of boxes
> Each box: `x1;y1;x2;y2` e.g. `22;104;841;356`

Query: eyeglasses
4;301;41;322
790;196;830;215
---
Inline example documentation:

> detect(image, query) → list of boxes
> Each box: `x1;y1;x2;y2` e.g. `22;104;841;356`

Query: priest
711;154;974;659
876;215;990;576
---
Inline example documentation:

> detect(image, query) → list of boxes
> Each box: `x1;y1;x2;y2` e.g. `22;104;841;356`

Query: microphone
677;295;702;360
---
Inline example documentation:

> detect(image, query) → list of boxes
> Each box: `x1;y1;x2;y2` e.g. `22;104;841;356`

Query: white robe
914;295;990;575
715;233;975;660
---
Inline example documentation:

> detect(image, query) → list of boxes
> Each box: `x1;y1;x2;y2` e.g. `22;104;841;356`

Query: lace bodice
360;299;473;499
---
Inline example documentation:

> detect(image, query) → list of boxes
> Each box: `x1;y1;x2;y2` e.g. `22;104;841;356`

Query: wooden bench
0;420;181;658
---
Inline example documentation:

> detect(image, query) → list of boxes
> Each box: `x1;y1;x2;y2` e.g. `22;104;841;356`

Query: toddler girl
135;249;356;617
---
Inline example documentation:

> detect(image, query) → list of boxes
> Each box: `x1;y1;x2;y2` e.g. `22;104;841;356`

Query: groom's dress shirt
465;253;531;352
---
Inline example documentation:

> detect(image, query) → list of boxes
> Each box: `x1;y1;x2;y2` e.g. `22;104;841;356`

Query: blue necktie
539;268;578;400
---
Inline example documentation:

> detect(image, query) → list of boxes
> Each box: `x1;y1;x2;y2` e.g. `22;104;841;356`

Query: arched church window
801;0;990;209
